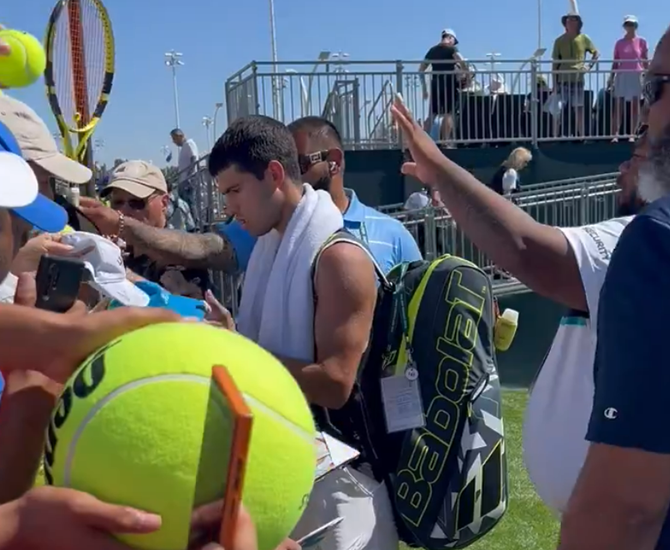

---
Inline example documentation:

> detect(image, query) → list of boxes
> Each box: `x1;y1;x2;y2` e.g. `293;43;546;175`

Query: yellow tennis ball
44;323;316;550
0;29;46;88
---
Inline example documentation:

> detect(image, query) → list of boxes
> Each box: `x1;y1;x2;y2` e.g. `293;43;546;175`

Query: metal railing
200;172;619;314
225;58;646;148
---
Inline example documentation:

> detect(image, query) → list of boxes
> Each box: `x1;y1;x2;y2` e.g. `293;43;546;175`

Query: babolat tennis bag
315;238;508;550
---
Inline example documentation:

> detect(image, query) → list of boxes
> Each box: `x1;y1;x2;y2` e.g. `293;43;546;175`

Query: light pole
330;52;350;74
284;69;308;116
165;50;184;128
305;50;331;116
268;0;280;119
202;116;213;150
537;0;542;52
213;102;223;141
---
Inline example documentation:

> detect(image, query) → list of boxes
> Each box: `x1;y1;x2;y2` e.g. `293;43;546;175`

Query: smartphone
212;365;254;550
35;255;88;313
296;517;344;548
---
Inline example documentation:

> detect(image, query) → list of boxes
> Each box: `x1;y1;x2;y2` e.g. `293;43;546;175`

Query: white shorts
613;71;643;102
291;466;399;550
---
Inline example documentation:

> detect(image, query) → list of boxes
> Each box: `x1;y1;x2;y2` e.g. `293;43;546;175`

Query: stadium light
165;50;184;128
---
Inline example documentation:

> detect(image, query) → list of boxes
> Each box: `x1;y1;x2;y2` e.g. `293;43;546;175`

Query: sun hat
0;94;91;185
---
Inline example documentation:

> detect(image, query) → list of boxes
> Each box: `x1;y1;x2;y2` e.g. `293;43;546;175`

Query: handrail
366;80;395;135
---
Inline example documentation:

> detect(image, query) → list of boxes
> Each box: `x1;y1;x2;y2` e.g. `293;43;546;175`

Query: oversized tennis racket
44;0;114;168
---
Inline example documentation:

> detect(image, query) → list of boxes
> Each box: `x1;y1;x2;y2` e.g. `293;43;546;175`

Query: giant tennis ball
44;323;316;550
0;30;46;88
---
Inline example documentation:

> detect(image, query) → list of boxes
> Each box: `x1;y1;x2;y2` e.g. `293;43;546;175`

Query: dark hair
170;128;184;136
208;115;301;181
287;116;343;149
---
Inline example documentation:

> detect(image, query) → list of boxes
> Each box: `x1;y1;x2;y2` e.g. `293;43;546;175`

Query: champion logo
604;407;618;420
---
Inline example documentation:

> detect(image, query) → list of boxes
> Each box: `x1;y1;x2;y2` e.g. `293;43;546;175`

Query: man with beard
79;119;421;277
385;93;648;522
557;28;670;550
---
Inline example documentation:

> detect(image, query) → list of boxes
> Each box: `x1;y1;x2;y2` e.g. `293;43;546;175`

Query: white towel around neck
237;184;343;361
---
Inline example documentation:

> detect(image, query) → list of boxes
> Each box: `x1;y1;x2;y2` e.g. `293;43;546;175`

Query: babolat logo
43;340;118;484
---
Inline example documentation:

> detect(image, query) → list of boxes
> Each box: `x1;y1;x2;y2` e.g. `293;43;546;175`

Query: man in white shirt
389;95;648;517
170;128;200;222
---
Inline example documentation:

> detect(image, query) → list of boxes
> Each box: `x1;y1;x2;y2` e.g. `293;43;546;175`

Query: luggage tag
380;291;425;434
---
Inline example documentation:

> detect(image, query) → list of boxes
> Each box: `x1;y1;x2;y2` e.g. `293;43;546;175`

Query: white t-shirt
404;191;430;211
502;168;518;195
523;216;632;515
178;138;199;182
0;273;17;303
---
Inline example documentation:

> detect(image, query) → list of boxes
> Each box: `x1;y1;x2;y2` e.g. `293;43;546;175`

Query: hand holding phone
212;365;254;550
35;255;88;313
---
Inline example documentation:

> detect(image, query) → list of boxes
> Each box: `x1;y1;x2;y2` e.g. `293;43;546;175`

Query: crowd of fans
2;19;670;550
418;12;650;144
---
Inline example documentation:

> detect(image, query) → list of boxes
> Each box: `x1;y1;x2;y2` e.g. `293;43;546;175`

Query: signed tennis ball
0;30;46;88
44;323;316;550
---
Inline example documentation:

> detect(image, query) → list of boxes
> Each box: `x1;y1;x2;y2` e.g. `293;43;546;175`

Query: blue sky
3;0;665;166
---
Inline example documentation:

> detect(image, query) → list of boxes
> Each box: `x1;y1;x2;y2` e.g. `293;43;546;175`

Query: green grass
402;389;559;550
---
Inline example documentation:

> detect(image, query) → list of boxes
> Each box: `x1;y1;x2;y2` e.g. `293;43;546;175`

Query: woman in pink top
609;15;649;141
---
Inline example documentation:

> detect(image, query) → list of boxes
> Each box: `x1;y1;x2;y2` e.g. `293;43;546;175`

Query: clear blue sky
3;0;665;166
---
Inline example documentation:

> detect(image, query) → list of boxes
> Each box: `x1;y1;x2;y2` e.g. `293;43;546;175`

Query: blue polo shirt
215;189;422;274
588;195;670;549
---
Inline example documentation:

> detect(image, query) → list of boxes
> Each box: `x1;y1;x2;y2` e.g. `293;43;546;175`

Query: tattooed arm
121;217;237;271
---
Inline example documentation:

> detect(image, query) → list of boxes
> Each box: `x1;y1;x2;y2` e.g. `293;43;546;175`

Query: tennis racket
44;0;114;168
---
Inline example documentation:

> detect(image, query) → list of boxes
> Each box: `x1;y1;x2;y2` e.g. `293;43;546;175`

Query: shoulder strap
313;229;391;290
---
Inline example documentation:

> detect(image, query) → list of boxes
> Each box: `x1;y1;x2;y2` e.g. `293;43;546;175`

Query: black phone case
35;255;88;313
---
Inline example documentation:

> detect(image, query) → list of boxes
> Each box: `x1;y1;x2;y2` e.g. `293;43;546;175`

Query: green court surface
401;389;559;550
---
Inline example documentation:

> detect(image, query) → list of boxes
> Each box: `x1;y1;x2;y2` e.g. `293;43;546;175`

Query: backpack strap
312;229;391;290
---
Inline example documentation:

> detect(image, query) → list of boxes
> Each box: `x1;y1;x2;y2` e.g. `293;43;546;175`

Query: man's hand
0;301;179;382
203;290;235;331
391;94;449;187
189;501;257;550
160;269;203;299
78;197;121;236
11;233;74;275
8;486;161;550
274;539;301;550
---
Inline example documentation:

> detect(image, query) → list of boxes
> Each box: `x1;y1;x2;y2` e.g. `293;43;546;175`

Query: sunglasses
298;150;330;175
642;74;670;107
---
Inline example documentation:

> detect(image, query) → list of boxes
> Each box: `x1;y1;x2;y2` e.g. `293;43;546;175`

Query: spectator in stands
419;29;469;144
80;120;422;276
489;147;532;196
527;76;553;137
101;160;210;299
558;28;670;549
388;93;648;520
0;95;93;231
609;15;648;142
552;13;599;138
170;128;199;222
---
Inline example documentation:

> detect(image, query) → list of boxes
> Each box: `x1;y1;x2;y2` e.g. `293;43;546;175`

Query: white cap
623;15;638;25
60;232;150;307
0;151;38;208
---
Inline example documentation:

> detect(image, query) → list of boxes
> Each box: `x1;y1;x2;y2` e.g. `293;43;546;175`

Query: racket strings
51;0;108;133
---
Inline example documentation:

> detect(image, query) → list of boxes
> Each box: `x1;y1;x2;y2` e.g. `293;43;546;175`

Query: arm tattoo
122;217;237;271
